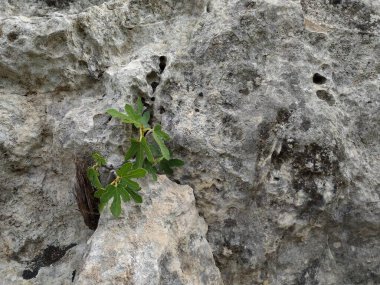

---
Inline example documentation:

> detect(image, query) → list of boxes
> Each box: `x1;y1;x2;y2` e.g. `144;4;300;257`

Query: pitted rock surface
0;0;379;284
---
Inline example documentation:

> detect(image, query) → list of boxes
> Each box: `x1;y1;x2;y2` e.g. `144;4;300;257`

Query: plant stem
139;127;143;142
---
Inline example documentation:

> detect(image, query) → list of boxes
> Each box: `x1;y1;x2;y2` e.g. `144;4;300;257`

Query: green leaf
126;188;143;203
158;159;184;176
144;159;158;181
107;109;130;121
92;152;107;166
159;159;173;175
153;125;170;160
124;104;141;128
94;188;106;198
108;103;138;127
99;202;107;212
125;138;155;169
141;137;154;163
116;162;133;177
110;194;121;217
87;167;103;190
99;184;115;208
123;178;141;191
119;187;131;202
168;159;185;167
125;139;139;160
149;142;162;157
140;111;150;128
125;168;147;179
107;108;139;126
154;124;170;141
136;97;144;115
135;141;144;168
124;104;138;119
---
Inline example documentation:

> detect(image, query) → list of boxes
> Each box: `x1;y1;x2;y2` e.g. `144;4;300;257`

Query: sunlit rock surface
76;176;222;285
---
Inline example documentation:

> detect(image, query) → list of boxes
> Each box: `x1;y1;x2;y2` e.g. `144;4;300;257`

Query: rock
75;176;222;285
0;0;379;284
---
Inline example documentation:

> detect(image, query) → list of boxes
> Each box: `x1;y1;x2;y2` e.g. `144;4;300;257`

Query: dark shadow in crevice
74;158;100;230
146;71;160;93
22;244;77;280
159;56;167;73
206;1;211;13
42;0;73;8
313;73;327;84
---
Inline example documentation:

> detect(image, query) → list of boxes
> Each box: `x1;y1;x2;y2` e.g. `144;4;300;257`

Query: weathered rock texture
0;0;379;284
76;176;222;284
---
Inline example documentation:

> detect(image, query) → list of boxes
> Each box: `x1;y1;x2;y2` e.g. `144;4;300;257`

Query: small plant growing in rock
87;98;184;217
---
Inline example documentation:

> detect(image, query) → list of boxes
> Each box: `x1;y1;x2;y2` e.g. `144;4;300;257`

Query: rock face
0;0;379;284
76;176;222;285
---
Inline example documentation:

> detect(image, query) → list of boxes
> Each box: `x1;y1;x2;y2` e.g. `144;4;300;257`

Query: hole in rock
43;0;73;8
146;71;160;82
316;90;335;106
140;96;150;108
159;106;166;114
146;71;160;93
206;2;211;12
22;269;39;280
329;0;342;4
150;97;156;102
239;88;249;95
312;73;327;84
151;82;159;93
195;108;200;112
245;1;256;9
78;60;88;69
7;32;19;42
159;56;167;73
198;92;204;97
276;108;291;124
72;270;76;282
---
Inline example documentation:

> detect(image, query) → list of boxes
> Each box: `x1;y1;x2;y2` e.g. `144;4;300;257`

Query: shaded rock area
22;244;77;280
76;176;222;285
0;0;379;284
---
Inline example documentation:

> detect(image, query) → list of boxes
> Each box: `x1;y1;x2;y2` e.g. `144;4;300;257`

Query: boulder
76;176;222;285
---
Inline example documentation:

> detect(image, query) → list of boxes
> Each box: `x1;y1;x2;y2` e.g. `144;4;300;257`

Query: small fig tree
87;98;184;217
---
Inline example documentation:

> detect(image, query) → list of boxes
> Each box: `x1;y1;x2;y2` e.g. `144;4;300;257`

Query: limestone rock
0;0;379;284
75;176;222;285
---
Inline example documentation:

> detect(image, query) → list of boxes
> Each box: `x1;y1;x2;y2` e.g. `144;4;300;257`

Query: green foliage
87;98;184;217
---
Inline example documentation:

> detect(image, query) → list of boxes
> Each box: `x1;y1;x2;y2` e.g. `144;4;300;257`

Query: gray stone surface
76;175;222;285
0;0;379;284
